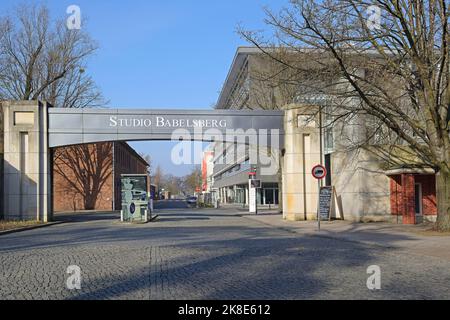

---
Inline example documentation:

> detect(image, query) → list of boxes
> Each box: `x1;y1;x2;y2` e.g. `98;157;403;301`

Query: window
415;183;422;215
323;106;334;152
325;154;332;186
324;127;334;151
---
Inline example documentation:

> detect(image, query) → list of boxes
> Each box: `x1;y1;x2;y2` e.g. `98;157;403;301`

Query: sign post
312;164;327;231
248;167;260;215
318;186;333;221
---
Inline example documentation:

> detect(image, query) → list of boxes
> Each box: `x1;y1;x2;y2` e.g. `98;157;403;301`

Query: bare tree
239;0;449;230
0;4;105;107
183;166;202;195
163;174;184;196
53;143;113;210
0;4;109;211
152;165;163;193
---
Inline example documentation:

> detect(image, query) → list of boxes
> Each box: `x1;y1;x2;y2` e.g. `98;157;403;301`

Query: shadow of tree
1;211;448;300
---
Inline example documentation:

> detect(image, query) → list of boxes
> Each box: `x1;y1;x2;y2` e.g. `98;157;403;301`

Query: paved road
1;208;450;300
154;199;191;210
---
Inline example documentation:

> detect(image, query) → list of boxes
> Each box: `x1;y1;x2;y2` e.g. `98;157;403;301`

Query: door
325;154;332;186
414;183;423;216
264;188;274;205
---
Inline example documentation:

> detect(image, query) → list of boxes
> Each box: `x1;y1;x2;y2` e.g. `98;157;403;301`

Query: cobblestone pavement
1;208;450;300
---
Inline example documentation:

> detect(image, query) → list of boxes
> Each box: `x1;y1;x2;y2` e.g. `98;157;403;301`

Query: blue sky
0;0;285;176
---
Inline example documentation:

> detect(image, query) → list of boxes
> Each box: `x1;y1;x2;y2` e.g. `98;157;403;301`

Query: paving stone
0;209;449;299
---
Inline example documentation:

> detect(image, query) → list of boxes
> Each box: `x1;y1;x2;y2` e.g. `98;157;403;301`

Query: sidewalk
241;213;450;261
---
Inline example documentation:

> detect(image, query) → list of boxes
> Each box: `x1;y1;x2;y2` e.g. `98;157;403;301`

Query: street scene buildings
0;0;449;303
201;47;439;224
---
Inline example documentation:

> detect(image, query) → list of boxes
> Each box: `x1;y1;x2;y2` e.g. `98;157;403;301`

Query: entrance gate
1;100;321;222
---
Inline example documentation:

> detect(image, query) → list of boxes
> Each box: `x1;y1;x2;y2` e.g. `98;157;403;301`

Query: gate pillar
282;105;321;221
1;101;52;222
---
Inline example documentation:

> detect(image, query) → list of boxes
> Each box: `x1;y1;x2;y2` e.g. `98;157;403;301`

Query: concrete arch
48;108;285;148
1;101;290;222
2;101;324;224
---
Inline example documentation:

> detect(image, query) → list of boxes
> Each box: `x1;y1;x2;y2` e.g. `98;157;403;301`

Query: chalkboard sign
318;186;333;221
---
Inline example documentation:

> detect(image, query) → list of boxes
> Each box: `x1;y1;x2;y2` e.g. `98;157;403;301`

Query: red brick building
388;169;437;224
53;142;148;212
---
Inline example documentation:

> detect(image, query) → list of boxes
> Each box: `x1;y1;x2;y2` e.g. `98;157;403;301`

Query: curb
0;221;65;237
117;215;160;225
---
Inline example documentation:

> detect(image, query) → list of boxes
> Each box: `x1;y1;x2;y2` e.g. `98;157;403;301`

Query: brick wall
53;175;114;212
389;173;437;224
53;141;148;212
53;143;114;212
402;174;416;224
415;175;437;215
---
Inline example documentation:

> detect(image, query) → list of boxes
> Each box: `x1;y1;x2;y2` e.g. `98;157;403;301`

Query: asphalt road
153;199;191;210
1;207;450;300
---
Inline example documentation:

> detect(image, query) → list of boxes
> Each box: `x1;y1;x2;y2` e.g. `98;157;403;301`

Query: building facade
212;141;280;207
215;47;438;224
213;48;283;207
201;150;214;193
53;141;148;212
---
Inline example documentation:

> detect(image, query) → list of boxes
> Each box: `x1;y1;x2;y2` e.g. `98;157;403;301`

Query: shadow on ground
0;210;447;300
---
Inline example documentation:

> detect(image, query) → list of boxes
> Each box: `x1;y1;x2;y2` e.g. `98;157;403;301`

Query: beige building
215;47;438;224
0;49;437;225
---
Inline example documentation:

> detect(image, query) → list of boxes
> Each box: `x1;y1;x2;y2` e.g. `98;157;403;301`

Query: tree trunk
84;195;96;210
435;168;450;232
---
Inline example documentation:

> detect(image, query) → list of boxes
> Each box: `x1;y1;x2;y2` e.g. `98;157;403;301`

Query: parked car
186;196;198;205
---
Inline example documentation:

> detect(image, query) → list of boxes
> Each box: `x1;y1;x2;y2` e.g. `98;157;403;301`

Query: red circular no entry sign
312;164;327;180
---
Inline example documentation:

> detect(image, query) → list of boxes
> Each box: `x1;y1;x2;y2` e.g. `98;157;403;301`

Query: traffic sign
312;164;327;180
250;179;261;188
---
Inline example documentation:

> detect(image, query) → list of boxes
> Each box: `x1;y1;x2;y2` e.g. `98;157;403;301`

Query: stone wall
330;149;392;222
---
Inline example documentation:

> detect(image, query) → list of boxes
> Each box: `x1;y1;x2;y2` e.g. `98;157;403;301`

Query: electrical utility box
121;174;150;222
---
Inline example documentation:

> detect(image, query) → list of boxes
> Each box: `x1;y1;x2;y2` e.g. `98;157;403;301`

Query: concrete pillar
1;101;52;222
0;105;3;220
282;105;321;221
245;186;249;205
220;188;225;203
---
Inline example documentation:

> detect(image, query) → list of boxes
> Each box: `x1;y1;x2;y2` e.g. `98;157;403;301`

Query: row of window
215;159;251;181
226;59;250;110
